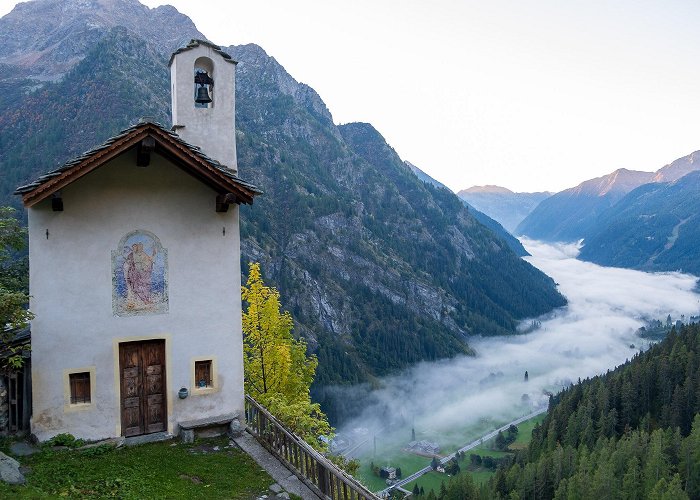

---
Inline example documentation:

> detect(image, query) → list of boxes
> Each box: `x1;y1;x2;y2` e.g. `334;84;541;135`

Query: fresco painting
112;230;168;316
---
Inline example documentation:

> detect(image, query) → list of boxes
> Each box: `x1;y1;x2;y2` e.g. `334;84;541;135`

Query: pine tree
680;415;700;498
495;430;506;450
643;429;671;496
621;456;643;500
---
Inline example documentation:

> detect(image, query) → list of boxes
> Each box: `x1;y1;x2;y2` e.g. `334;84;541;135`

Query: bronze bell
195;84;212;104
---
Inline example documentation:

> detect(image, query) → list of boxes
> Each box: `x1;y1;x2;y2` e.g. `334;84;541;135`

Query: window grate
195;360;212;388
69;372;91;404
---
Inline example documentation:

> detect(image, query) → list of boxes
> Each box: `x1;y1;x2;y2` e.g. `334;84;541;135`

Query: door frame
112;335;173;437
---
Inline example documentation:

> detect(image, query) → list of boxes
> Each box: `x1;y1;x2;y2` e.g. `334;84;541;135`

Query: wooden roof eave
22;129;147;208
22;125;257;208
147;128;257;205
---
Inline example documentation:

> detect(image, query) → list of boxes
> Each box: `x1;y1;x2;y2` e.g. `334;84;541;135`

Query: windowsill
64;402;95;413
191;386;218;396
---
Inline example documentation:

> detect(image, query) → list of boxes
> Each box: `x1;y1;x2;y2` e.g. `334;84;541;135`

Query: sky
3;0;700;192
329;239;700;457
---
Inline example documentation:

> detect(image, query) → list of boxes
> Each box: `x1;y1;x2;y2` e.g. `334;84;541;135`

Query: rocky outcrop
0;452;24;485
0;0;202;83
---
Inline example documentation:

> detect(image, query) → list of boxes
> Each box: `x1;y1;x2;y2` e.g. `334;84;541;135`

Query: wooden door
119;340;167;437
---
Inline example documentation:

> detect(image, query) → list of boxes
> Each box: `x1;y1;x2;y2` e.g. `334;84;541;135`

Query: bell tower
169;39;238;173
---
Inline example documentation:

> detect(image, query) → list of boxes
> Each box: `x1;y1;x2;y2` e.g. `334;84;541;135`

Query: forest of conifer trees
433;323;700;499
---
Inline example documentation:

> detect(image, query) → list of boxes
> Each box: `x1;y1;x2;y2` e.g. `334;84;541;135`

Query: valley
325;240;700;496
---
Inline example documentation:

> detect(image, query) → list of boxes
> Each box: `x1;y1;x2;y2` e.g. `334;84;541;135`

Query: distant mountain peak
460;185;514;195
653;149;700;183
570;168;654;197
517;147;700;242
457;187;551;233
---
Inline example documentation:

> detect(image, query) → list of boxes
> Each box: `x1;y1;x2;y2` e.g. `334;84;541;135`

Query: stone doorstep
124;431;173;447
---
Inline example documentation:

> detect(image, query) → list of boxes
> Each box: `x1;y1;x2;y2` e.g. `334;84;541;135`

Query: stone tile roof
168;39;237;66
0;326;30;359
15;119;261;206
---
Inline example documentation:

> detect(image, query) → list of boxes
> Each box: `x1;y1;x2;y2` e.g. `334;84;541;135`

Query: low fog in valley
328;240;700;456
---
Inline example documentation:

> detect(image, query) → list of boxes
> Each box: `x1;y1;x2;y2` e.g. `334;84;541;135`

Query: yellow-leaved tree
242;262;331;450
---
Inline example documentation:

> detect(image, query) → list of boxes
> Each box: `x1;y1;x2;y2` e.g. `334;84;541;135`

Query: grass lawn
468;469;495;485
508;413;546;450
466;445;510;458
0;436;274;499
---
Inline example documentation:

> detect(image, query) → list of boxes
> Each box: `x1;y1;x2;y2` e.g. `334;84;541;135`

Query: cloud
329;240;700;455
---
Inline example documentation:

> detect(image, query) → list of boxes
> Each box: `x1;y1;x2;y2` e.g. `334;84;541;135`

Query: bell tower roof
168;39;237;67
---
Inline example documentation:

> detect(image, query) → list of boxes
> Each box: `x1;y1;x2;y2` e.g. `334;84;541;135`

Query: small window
195;360;212;388
69;372;91;404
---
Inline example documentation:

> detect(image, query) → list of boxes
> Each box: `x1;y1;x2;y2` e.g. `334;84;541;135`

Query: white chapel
16;39;260;441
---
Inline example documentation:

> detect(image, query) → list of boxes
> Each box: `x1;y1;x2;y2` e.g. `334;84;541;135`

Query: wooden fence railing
244;395;380;500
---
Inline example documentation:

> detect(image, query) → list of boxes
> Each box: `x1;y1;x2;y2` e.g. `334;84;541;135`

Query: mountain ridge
516;152;700;242
408;166;529;256
0;0;202;83
0;0;567;386
578;170;700;275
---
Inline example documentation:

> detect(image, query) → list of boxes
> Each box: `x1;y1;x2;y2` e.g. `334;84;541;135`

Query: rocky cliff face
406;163;528;256
230;42;565;382
0;0;566;386
0;0;201;82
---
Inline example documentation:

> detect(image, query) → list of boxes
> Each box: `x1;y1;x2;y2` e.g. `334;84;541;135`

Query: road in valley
376;406;548;497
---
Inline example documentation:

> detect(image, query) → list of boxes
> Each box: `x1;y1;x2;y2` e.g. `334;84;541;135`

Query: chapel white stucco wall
28;152;244;441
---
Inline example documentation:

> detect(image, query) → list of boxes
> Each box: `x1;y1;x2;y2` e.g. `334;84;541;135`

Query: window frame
194;360;212;388
69;372;91;404
63;366;96;412
190;356;218;395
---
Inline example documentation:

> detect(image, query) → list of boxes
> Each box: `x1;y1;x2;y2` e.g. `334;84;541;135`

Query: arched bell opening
194;56;214;109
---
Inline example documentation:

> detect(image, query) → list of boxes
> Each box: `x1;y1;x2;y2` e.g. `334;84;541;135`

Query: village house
14;39;260;441
379;466;397;481
406;439;441;456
